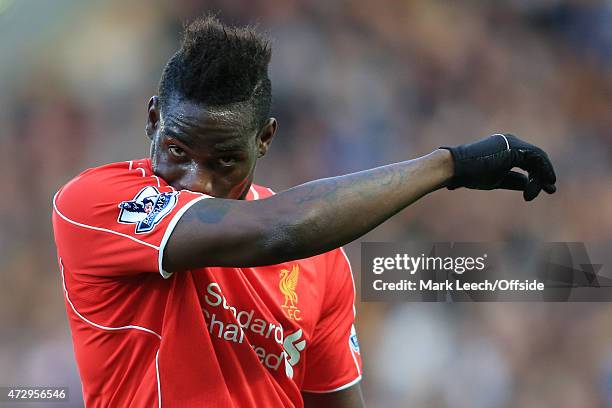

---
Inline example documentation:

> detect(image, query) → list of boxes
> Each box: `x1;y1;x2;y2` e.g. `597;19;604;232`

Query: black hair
158;15;272;131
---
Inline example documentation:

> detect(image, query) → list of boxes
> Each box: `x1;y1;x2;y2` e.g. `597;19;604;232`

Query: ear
145;96;160;140
256;118;277;158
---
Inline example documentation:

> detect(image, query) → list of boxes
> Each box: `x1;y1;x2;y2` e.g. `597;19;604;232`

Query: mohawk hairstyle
158;15;272;131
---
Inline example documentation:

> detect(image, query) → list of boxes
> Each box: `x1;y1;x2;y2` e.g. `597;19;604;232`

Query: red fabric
52;158;362;408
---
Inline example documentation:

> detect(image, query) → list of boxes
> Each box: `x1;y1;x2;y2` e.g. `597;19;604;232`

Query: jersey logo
117;186;178;233
350;324;360;354
283;329;306;379
279;265;302;321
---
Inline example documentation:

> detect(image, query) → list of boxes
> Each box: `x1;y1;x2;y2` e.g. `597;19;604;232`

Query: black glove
441;134;557;201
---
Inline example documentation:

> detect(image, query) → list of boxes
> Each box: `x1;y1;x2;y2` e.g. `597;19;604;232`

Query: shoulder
322;247;355;304
53;159;162;220
323;247;352;272
249;184;276;200
56;159;156;200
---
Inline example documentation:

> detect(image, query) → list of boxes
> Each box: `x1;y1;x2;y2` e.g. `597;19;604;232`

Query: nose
180;167;214;195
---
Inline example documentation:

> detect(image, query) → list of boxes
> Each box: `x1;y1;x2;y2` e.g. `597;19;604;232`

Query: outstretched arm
164;134;556;272
164;149;451;271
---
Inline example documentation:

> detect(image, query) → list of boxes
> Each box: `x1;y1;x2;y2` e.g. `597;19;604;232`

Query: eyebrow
165;126;246;153
213;140;247;153
164;127;193;147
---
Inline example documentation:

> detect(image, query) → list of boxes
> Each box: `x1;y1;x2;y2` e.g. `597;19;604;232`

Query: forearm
164;149;452;270
266;149;452;260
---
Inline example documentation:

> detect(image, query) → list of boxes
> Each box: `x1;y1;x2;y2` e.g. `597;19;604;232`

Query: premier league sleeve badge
117;186;179;233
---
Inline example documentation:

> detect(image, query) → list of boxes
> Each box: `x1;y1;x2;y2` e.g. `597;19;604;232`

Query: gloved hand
441;134;557;201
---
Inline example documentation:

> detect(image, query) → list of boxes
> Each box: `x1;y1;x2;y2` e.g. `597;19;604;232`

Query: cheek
152;151;185;183
227;166;250;188
227;162;256;196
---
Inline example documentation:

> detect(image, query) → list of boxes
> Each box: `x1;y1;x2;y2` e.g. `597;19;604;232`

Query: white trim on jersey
157;195;209;278
155;350;162;408
53;192;160;251
301;375;363;394
151;175;162;188
128;160;163;188
249;185;259;200
60;259;162;339
60;258;163;406
339;247;357;318
339;247;362;376
349;341;362;377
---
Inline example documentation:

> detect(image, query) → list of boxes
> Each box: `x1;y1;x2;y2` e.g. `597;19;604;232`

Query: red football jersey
52;158;362;408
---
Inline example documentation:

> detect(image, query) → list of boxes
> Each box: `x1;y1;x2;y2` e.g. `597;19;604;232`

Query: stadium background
0;0;611;406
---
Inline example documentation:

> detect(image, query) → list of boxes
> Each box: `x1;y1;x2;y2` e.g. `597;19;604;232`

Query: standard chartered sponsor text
203;282;306;377
373;279;544;291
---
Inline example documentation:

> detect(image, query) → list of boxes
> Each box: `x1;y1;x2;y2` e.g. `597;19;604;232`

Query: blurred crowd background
1;0;611;406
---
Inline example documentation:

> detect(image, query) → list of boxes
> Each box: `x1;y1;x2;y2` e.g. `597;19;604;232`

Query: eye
168;145;186;159
218;157;237;167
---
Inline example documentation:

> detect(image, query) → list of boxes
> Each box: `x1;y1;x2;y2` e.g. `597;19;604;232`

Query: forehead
161;100;255;150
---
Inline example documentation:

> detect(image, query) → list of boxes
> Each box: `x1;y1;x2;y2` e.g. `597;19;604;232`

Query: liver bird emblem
279;265;299;310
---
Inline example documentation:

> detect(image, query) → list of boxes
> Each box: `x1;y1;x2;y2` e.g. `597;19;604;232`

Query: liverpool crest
279;265;302;321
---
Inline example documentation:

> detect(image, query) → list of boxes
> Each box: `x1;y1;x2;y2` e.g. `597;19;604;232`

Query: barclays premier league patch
118;186;178;234
349;324;360;354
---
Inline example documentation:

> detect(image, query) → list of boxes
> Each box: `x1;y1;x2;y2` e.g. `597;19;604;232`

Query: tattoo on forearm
292;165;402;205
183;200;231;224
